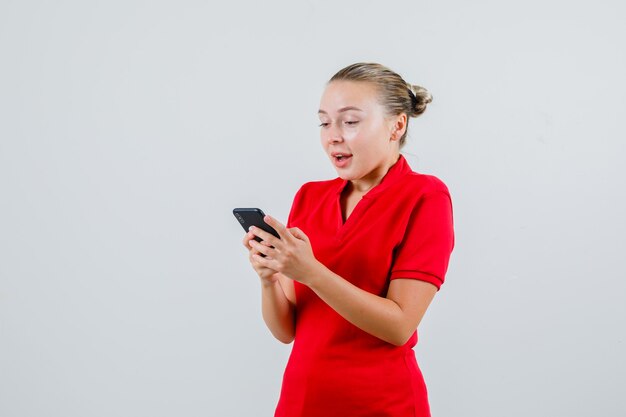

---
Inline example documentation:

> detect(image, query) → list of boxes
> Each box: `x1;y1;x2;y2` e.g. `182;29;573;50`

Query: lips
331;152;352;159
331;152;353;168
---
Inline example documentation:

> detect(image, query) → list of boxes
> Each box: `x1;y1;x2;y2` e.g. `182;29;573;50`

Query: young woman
242;63;455;417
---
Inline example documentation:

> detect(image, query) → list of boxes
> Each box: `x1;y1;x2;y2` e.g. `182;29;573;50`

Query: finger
252;253;274;268
249;239;273;257
242;231;255;248
250;251;272;266
263;215;292;242
249;225;281;248
288;227;309;242
246;234;269;256
260;239;274;247
248;245;261;257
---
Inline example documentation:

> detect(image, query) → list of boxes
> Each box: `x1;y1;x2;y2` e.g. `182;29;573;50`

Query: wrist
305;260;330;290
260;275;279;289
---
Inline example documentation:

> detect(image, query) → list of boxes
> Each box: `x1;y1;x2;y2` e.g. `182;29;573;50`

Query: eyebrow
318;106;364;114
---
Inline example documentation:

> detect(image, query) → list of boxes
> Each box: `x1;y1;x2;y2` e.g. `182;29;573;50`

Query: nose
326;123;343;144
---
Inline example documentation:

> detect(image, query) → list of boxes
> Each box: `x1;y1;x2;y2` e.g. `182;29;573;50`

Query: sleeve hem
390;270;444;290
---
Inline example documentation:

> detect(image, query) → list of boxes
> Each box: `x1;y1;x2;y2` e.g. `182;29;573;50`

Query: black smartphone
233;208;280;243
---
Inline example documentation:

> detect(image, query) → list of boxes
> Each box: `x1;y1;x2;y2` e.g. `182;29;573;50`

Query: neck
349;153;400;193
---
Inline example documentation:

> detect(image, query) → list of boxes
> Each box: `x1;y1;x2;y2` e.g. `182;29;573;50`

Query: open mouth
333;153;352;161
332;153;353;167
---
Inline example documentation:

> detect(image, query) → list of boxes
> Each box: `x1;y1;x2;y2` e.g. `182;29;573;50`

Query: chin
334;169;358;181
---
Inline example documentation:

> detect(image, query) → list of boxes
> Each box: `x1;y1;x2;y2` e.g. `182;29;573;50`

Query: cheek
320;131;329;148
346;128;374;148
342;129;358;141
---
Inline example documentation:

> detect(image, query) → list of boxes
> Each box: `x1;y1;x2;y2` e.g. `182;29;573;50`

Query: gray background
1;1;625;416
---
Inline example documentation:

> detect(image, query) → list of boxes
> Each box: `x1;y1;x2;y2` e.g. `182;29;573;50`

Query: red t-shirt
275;155;455;417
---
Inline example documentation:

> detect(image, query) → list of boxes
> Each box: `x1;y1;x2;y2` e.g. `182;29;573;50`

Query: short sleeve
389;191;455;290
286;184;306;229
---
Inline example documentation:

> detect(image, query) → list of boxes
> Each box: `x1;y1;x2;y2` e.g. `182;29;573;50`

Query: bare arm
306;263;437;346
259;276;296;343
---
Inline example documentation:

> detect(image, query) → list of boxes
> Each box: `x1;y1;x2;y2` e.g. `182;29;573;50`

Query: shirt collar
335;154;413;199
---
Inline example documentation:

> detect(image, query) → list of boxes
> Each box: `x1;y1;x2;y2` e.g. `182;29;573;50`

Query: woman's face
318;81;403;185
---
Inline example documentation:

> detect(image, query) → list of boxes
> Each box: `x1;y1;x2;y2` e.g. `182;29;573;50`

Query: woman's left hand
248;215;321;286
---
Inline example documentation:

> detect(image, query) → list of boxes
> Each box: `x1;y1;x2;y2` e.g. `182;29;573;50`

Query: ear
389;113;408;142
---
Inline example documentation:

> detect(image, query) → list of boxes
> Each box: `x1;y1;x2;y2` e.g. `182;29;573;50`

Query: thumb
289;227;309;242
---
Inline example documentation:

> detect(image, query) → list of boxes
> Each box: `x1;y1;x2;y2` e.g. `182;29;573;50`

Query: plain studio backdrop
1;1;624;416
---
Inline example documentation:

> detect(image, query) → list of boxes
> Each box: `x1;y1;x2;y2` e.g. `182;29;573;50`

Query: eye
319;122;329;127
344;121;359;126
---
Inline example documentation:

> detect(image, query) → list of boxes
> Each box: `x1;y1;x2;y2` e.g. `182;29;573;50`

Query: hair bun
407;83;433;117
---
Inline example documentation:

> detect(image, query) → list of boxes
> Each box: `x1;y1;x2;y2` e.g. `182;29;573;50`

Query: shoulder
287;177;342;227
400;171;452;198
298;177;343;191
288;177;342;214
293;177;343;201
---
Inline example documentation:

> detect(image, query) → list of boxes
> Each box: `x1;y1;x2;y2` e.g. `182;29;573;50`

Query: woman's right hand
242;231;281;285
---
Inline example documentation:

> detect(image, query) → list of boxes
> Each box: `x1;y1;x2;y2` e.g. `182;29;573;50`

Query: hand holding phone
233;207;280;243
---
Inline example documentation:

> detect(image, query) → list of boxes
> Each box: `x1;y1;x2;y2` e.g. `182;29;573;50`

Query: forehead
319;81;381;113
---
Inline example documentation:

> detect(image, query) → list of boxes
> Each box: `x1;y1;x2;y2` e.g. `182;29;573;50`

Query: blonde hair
329;62;432;147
